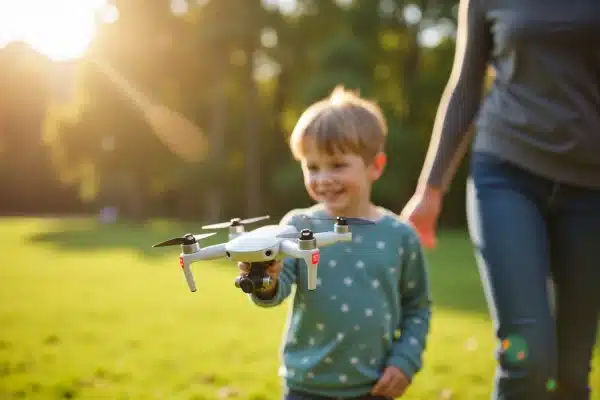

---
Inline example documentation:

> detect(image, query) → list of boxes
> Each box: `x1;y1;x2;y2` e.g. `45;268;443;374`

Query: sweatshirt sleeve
249;210;300;307
419;0;491;192
386;227;432;380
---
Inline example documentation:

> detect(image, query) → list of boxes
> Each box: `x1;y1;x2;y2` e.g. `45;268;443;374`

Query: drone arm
175;243;226;292
314;231;352;247
279;239;304;258
280;239;320;291
185;243;227;263
179;256;197;292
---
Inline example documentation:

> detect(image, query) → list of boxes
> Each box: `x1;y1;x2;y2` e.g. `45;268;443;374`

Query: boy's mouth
316;188;346;201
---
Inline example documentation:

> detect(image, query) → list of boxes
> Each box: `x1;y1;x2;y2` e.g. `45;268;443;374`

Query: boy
239;86;431;399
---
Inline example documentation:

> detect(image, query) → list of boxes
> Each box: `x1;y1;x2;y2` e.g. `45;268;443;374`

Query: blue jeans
466;152;600;399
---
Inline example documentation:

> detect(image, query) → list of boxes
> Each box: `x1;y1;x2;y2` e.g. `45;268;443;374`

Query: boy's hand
371;365;410;398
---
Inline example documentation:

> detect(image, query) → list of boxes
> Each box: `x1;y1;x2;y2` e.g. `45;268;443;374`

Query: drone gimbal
233;228;320;294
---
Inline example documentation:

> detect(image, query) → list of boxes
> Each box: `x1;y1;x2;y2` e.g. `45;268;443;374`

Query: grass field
0;217;598;399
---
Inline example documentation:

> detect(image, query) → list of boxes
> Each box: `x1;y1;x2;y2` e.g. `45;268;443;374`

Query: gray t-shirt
423;0;600;190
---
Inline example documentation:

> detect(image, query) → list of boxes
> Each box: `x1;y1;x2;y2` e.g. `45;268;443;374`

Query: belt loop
548;181;560;209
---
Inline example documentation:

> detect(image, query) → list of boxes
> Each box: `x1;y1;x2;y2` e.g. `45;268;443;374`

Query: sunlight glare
0;0;107;61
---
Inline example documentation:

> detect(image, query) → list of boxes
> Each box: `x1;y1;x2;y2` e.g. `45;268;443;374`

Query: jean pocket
470;151;508;169
470;151;519;187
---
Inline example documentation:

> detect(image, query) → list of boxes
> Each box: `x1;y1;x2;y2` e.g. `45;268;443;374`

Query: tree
0;42;83;213
44;0;185;220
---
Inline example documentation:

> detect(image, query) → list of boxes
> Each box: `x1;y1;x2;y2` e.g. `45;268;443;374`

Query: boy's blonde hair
289;86;387;163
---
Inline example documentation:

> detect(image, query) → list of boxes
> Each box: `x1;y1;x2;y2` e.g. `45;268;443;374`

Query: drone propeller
201;215;270;230
299;215;375;225
152;232;216;248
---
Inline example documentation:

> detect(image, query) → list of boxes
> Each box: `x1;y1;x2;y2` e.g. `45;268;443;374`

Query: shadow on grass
22;218;489;315
23;217;233;259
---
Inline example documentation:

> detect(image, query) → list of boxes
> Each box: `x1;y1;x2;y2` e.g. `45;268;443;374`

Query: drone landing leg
235;261;274;294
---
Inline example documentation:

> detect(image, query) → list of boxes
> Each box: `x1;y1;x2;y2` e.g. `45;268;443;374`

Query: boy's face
299;139;386;217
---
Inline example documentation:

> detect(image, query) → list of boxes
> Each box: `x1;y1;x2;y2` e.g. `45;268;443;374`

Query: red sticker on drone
312;252;320;265
179;256;185;269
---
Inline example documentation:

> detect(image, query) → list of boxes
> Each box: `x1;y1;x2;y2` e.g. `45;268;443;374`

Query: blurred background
0;0;470;226
4;1;596;399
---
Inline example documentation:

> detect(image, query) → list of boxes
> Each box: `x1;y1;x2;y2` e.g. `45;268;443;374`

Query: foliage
1;0;467;225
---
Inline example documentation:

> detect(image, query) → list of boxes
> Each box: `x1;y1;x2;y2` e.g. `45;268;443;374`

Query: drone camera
235;277;254;293
234;260;274;294
235;275;273;294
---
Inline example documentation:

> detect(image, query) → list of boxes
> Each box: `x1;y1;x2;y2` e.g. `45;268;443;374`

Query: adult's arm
418;0;492;193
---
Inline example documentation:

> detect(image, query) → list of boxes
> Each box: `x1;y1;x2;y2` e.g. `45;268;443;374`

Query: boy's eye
305;161;347;171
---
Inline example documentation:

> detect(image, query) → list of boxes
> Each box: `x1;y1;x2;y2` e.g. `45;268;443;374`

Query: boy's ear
369;152;387;180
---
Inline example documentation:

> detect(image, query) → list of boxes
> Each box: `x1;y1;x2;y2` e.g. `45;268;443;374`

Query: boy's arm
249;210;302;307
387;227;432;380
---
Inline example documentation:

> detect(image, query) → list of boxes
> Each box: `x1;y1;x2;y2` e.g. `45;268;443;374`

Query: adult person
400;0;600;398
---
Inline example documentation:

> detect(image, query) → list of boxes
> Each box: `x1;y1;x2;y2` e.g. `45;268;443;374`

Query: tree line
0;0;474;227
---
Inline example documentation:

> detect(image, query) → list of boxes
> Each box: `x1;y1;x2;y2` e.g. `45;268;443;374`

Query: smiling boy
239;86;432;400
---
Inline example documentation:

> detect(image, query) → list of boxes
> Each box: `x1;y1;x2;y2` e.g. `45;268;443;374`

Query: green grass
0;217;597;399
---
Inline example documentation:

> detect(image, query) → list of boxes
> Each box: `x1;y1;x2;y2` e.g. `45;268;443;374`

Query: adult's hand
400;186;443;249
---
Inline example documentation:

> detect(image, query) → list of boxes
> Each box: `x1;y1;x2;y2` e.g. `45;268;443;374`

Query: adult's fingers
407;214;437;249
416;225;437;249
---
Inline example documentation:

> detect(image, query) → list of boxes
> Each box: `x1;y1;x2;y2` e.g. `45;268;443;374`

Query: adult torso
474;0;600;187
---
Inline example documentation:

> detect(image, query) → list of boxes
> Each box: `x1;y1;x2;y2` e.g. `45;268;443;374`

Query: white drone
152;215;374;294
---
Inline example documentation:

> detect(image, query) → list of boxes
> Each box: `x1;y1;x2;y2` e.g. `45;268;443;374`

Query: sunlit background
0;0;463;221
0;0;113;61
0;0;452;62
1;0;597;399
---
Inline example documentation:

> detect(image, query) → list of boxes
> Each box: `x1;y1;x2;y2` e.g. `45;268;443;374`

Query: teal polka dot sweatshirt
250;205;432;398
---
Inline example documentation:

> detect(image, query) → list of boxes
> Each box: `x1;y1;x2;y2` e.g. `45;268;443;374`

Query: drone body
153;215;372;294
224;224;297;262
